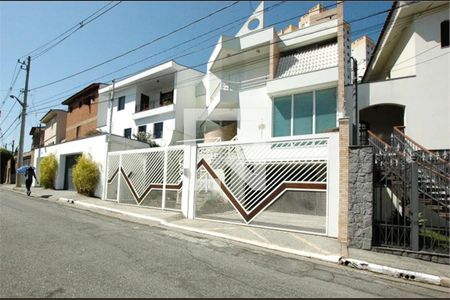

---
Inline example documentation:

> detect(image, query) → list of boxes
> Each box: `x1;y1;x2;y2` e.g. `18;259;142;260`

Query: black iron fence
367;129;449;255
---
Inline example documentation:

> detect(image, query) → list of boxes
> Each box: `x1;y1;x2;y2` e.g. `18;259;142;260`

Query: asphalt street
1;190;448;298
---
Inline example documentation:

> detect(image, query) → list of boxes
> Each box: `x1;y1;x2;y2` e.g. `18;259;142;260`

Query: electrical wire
30;1;241;91
26;1;287;109
27;1;426;115
19;1;120;60
29;1;413;112
32;2;122;61
0;115;20;139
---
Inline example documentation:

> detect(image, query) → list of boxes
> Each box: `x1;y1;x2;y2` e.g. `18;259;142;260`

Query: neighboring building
30;126;45;150
351;35;375;82
97;60;204;146
62;83;106;141
40;109;67;146
354;1;449;150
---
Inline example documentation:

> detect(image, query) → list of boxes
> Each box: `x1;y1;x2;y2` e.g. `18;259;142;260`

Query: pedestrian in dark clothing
25;166;38;196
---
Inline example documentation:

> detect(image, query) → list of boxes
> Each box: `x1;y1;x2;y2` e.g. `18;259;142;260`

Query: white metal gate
106;146;184;211
194;137;330;233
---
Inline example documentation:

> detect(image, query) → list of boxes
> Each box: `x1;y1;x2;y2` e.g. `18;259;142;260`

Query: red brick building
62;83;105;141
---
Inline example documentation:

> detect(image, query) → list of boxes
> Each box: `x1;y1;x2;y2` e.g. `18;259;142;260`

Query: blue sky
0;1;392;150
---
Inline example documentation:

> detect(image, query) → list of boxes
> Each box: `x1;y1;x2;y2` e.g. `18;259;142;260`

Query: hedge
39;154;58;189
72;154;100;196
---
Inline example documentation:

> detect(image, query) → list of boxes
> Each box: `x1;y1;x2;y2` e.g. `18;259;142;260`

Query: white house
197;2;351;143
170;2;352;239
97;61;205;146
354;1;450;151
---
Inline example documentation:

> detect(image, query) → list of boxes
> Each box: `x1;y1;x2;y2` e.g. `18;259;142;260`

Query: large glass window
293;92;313;135
315;88;337;133
273;87;336;137
273;96;292;137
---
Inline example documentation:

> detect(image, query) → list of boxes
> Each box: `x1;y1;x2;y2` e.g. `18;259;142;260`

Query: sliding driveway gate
106;135;337;234
106;146;185;211
194;137;331;234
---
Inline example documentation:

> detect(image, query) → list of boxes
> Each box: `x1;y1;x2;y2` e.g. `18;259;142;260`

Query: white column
181;144;197;218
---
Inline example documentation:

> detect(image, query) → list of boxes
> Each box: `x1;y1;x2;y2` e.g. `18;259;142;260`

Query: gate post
410;154;419;251
162;148;168;210
117;154;122;203
181;144;197;219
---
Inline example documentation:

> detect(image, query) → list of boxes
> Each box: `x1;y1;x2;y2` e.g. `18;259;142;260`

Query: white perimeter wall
33;134;148;198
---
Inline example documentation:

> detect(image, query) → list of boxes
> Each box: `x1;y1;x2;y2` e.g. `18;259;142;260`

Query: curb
68;199;449;287
72;200;341;265
2;187;448;288
338;257;448;287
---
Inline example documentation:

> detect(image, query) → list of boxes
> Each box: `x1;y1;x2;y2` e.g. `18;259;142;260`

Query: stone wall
348;146;373;249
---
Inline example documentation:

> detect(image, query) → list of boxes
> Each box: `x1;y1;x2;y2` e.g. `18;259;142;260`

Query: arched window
441;20;449;48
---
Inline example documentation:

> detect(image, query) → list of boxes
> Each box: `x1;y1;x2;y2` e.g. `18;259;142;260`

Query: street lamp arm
9;95;25;108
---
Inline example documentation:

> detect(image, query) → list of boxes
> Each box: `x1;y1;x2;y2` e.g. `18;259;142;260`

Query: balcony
133;90;175;120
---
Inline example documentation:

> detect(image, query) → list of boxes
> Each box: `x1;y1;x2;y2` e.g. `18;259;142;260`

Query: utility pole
350;57;358;146
16;56;31;187
103;80;115;200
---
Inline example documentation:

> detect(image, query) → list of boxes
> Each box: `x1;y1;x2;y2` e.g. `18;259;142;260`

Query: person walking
25;166;38;196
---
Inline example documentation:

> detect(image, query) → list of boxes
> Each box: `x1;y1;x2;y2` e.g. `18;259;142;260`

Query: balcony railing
135;91;174;113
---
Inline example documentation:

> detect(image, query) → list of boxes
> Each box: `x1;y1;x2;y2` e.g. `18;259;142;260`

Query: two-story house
40;109;67;146
62;83;106;141
97;60;204;146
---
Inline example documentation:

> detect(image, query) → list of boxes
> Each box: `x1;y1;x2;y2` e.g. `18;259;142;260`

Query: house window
138;125;147;133
118;96;125;111
76;126;81;138
441;20;449;48
273;87;337;137
154;122;163;139
124;128;131;139
78;100;82;108
140;94;150;111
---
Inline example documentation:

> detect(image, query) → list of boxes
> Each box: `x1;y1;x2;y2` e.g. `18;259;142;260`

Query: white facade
192;3;348;237
200;3;348;143
33;134;148;197
97;61;204;146
357;1;450;150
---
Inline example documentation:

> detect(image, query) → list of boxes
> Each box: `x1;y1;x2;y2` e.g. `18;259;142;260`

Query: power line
0;115;20;139
28;1;418;114
0;90;23;127
19;1;120;60
29;11;448;118
32;2;122;61
30;1;241;91
28;1;286;108
0;62;21;110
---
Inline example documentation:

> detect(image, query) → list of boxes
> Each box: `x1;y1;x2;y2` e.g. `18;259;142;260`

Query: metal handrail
392;126;450;178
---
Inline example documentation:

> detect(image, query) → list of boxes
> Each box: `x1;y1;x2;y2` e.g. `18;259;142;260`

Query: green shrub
72;154;100;196
39;154;58;189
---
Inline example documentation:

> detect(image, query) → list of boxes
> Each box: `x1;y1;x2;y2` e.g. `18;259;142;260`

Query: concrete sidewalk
1;184;449;288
